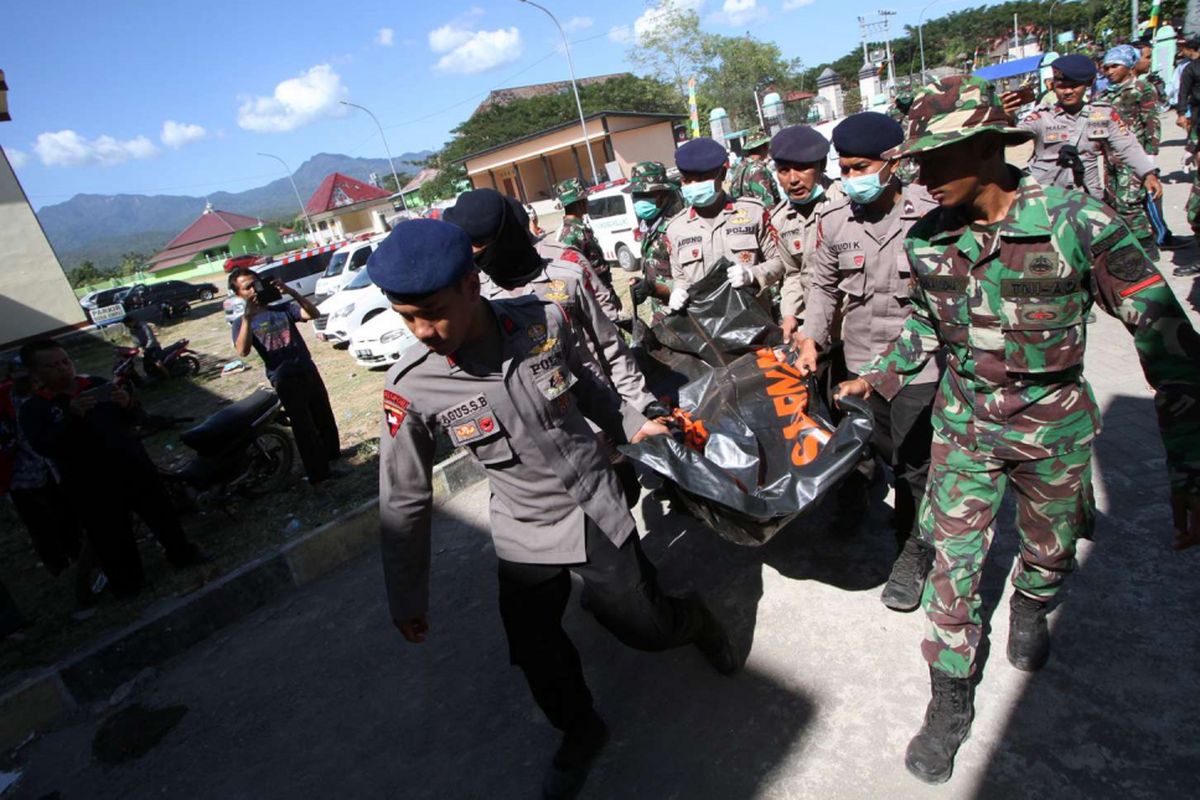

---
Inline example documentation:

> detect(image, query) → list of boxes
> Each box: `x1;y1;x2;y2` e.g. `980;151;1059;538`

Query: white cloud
160;120;207;149
33;130;158;167
717;0;768;26
5;148;28;168
429;24;522;75
563;16;594;32
237;64;349;133
782;0;814;9
377;27;395;46
608;24;633;43
634;0;704;43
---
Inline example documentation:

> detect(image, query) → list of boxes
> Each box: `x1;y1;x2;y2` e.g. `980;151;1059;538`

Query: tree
374;172;414;194
698;34;803;132
626;1;710;108
70;260;104;288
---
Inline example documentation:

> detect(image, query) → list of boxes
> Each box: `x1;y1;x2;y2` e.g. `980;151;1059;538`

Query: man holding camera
229;269;342;486
18;339;207;598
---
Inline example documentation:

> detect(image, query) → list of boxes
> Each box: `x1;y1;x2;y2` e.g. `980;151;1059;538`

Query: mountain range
37;151;432;271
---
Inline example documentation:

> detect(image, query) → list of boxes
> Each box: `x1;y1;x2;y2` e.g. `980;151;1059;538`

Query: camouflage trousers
918;438;1094;679
1108;166;1155;247
1189;127;1200;232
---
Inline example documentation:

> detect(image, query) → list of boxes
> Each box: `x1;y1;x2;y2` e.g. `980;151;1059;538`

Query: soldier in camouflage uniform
1002;54;1163;213
838;75;1200;785
555;178;619;312
1131;40;1188;249
624;161;682;324
727;128;781;206
888;93;920;185
1101;45;1163;253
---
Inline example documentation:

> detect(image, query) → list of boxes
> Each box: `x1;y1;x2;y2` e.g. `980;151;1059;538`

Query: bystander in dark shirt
230;302;313;382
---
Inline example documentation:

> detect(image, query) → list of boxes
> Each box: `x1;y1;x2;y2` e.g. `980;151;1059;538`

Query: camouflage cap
626;161;677;193
883;74;1034;159
555;177;587;206
743;127;771;150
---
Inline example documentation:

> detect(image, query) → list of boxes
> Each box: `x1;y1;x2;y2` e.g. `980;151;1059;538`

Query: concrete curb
0;451;486;752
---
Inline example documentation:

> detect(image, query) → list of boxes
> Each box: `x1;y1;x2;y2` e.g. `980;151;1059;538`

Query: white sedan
313;268;391;348
349;309;419;369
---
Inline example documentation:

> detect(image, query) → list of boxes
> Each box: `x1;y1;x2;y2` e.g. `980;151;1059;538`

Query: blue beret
831;112;905;159
675;137;729;173
366;219;474;297
770;125;830;164
1051;54;1097;82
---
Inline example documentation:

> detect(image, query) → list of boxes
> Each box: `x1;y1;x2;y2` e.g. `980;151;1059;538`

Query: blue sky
2;0;984;209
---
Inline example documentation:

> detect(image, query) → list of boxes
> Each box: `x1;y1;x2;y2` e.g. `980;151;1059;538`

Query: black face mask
473;203;543;290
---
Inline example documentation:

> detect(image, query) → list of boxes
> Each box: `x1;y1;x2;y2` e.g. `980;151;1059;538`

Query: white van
584;182;641;271
313;238;381;302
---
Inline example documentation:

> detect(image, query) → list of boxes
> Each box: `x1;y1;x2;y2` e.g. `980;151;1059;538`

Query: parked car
313;238;381;303
254;243;341;298
81;287;131;324
313;268;390;348
585;181;640;271
118;280;219;309
348;310;418;369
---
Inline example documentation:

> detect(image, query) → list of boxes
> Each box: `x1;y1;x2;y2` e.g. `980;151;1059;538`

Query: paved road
11;132;1200;800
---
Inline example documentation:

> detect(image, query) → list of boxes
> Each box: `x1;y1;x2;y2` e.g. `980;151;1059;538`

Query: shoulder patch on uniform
1106;245;1155;282
383;390;410;437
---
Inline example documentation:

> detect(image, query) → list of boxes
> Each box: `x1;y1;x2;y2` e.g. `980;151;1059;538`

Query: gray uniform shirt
802;181;940;383
665;194;779;293
378;296;648;620
535;236;621;323
479;258;655;412
1019;101;1156;198
764;177;844;321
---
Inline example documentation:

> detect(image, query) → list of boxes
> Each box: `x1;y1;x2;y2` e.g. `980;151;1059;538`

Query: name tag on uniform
437;395;500;446
1000;277;1081;298
919;275;968;293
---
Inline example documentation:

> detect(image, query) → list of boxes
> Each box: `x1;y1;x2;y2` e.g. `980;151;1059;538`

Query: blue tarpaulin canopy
973;55;1045;82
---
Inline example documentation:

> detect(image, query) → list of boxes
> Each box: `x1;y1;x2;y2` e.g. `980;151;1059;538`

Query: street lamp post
257;152;314;238
918;0;950;83
1049;0;1080;50
518;0;600;185
339;100;406;209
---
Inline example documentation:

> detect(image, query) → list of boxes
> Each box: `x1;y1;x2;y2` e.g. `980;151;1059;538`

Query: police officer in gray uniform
797;112;941;612
1009;54;1162;202
664;137;778;311
762;125;845;344
372;220;737;799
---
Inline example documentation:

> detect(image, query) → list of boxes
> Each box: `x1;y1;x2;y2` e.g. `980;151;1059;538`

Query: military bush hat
1103;45;1139;67
555;177;587;206
1051;54;1097;83
882;74;1036;159
367;219;474;297
743;127;771;150
832;112;905;158
770;125;830;164
675;137;729;173
627;161;677;193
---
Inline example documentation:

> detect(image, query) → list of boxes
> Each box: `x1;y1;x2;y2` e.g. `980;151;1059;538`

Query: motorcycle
160;388;295;509
113;339;201;388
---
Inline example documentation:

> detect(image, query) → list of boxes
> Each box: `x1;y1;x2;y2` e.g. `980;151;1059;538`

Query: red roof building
305;172;392;216
148;203;288;277
305;172;395;244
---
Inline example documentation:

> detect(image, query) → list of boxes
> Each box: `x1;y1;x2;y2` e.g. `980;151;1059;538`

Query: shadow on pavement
971;394;1200;799
13;496;817;800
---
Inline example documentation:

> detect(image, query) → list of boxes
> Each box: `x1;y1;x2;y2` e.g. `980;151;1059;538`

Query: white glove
726;263;754;289
668;286;689;312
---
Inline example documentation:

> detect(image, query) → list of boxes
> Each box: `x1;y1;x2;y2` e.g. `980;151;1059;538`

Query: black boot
542;711;608;800
1007;592;1050;672
905;667;974;784
881;538;933;612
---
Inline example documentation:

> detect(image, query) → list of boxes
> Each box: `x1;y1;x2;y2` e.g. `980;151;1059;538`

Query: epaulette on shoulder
389;342;431;383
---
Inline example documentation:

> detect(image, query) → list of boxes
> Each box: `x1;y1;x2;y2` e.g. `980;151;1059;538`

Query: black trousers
497;519;703;732
273;361;339;481
858;377;937;546
81;468;194;597
10;483;96;607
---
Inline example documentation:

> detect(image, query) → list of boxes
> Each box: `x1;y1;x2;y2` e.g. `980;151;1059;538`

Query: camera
252;277;282;304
